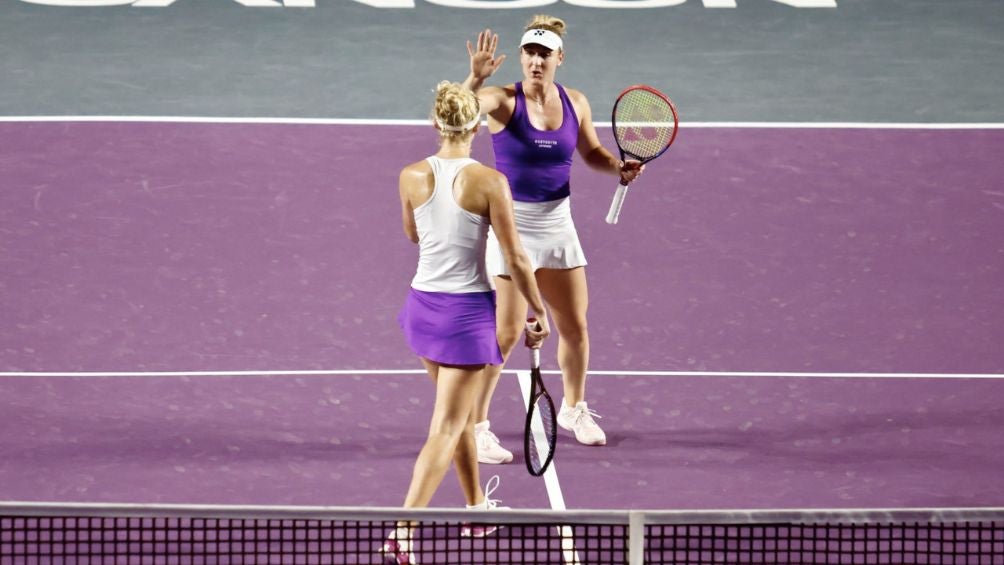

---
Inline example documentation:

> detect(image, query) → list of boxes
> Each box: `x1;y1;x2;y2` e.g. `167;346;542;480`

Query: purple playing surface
1;122;1003;511
1;373;1002;510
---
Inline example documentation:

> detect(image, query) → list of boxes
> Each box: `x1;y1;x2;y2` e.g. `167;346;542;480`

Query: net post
628;511;646;565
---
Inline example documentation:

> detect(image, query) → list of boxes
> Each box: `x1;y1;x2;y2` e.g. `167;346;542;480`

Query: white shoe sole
477;455;513;464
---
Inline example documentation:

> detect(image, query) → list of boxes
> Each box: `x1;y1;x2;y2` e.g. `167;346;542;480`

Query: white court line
515;370;568;510
558;370;1004;379
516;370;581;565
0;370;429;377
560;370;1004;379
1;370;1001;379
1;116;1004;129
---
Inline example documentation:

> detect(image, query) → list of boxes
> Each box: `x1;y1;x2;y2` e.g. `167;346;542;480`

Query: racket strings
614;89;677;160
527;395;557;474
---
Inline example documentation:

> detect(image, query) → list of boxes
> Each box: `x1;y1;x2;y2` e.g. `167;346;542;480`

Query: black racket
606;85;679;224
523;319;557;477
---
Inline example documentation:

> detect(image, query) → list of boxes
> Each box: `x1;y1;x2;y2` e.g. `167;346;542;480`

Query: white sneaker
462;475;509;537
475;420;513;464
557;400;607;446
380;526;417;565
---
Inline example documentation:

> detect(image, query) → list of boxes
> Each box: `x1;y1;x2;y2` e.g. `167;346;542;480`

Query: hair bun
432;81;479;134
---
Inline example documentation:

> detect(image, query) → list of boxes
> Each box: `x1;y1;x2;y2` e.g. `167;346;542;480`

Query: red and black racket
606;85;679;224
523;319;557;477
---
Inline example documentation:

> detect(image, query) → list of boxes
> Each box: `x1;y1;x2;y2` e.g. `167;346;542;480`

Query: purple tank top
491;82;579;203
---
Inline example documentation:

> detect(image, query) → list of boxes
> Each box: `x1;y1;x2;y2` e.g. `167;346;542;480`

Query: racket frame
611;84;679;163
606;84;679;224
523;333;557;477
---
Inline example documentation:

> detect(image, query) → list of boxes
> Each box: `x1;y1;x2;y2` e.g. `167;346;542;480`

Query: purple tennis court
2;121;1003;518
5;2;1004;561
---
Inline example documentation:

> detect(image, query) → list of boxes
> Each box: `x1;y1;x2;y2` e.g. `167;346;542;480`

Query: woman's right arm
484;171;550;342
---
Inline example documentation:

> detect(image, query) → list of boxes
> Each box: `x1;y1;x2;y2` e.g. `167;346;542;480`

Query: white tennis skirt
486;196;587;277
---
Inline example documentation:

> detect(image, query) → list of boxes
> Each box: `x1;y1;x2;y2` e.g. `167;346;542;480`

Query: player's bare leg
404;362;484;507
536;267;589;404
536;267;605;446
471;275;527;464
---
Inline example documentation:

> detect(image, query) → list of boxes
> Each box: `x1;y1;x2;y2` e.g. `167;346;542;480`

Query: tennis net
1;502;1002;564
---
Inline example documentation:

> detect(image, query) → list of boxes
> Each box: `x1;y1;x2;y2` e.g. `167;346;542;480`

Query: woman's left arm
399;167;420;244
571;89;644;185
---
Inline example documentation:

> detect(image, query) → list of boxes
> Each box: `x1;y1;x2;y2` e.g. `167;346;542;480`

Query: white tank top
410;156;492;293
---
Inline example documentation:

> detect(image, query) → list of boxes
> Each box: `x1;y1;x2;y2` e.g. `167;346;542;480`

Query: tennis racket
605;85;679;224
523;319;557;477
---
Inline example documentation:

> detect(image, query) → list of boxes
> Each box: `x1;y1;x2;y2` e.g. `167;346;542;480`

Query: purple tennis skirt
398;288;504;366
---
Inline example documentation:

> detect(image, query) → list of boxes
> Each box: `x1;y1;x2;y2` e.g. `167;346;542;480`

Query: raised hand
467;28;506;83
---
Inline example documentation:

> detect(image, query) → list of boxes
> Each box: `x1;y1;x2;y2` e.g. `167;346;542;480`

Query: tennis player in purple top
383;81;550;565
462;16;645;464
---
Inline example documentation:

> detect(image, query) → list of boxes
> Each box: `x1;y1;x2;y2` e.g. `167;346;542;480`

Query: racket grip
605;183;630;224
526;318;542;368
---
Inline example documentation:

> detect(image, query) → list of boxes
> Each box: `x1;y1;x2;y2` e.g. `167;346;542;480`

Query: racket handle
526;318;542;368
605;183;630;224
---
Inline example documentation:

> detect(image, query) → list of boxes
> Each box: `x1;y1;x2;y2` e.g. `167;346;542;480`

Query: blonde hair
432;80;480;140
524;14;566;38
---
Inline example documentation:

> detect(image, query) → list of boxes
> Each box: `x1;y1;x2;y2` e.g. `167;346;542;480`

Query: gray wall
2;0;1003;121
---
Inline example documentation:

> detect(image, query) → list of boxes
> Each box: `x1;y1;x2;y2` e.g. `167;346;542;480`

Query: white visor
519;29;563;52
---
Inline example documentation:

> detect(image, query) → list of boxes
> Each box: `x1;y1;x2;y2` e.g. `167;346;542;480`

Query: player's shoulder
399;159;432;186
462;163;508;190
480;83;517;100
463;161;504;181
401;158;431;176
562;85;590;105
